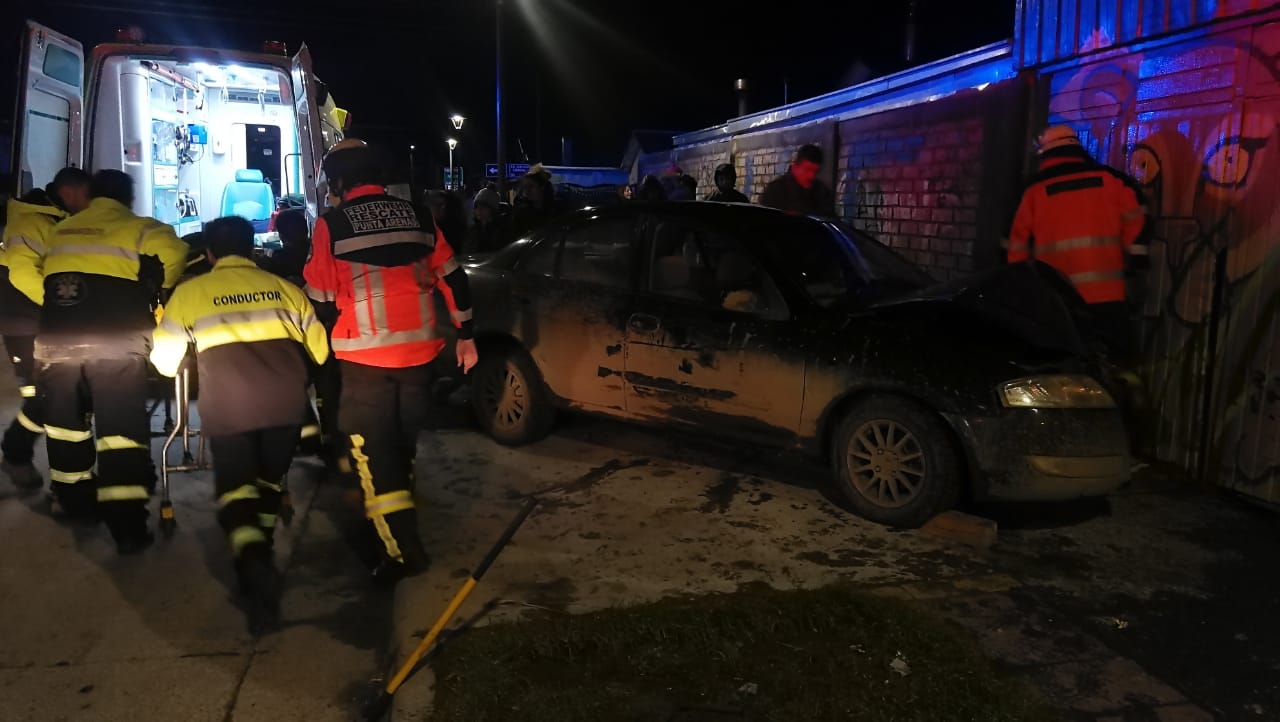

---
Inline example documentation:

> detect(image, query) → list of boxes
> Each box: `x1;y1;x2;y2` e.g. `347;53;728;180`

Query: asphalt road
0;383;390;721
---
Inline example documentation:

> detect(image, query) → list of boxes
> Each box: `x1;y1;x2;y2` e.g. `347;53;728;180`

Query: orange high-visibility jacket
1008;156;1145;304
303;186;472;369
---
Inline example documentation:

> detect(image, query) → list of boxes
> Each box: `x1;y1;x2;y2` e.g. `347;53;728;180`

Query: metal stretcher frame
156;355;205;535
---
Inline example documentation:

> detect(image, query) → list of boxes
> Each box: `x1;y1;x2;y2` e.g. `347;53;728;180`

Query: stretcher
149;352;299;538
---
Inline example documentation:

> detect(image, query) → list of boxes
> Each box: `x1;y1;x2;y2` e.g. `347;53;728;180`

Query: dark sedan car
463;202;1128;527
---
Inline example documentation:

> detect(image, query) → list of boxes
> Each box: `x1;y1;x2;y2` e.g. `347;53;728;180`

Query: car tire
831;395;962;528
471;347;554;445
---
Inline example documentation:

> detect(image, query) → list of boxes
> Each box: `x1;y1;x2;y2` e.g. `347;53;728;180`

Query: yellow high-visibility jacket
152;255;330;436
35;197;189;362
1;197;65;306
0;197;64;335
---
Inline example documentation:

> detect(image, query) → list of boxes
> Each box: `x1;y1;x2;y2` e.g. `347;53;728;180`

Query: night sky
5;0;1016;174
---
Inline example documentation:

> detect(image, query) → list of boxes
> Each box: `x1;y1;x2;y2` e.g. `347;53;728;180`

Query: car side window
648;219;788;320
557;217;635;289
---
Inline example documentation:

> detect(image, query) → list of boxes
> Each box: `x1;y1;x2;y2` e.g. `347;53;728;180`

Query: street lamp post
495;0;506;196
447;138;458;190
451;114;466;131
408;144;416;197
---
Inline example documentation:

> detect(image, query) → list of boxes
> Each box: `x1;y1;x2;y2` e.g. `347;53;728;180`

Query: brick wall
674;141;730;199
731;123;837;204
838;111;985;279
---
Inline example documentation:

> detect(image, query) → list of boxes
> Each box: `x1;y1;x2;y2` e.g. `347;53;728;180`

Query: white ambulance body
14;21;349;234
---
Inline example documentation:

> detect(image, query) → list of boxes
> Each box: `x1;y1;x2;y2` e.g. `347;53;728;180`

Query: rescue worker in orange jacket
152;216;330;632
303;144;478;586
34;170;187;553
1008;126;1147;360
0;168;91;490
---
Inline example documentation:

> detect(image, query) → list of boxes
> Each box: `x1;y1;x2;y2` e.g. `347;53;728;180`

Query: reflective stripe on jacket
303;185;474;369
35;198;188;361
151;255;329;436
0;198;64;334
1007;156;1145;304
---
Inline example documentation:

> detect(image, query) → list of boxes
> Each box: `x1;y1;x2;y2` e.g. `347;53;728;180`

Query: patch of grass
427;584;1053;721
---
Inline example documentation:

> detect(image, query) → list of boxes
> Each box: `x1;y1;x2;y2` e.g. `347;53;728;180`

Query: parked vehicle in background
463;202;1129;527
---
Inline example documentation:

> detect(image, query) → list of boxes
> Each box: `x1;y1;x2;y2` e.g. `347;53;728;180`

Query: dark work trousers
1088;301;1136;366
210;426;300;559
2;335;44;465
39;356;155;541
338;361;431;566
313;355;342;443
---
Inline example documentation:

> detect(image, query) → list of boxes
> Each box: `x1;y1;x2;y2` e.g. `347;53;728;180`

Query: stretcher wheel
159;502;177;538
279;492;294;527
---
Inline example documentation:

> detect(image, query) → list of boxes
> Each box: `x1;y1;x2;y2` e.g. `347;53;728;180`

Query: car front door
624;213;806;442
510;212;638;414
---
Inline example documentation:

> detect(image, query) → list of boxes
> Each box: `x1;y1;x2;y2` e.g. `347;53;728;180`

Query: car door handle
628;313;660;333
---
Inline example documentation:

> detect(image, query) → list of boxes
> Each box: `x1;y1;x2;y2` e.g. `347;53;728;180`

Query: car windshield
759;217;934;308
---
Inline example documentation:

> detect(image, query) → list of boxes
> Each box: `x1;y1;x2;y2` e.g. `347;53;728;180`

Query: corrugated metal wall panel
1016;0;1272;67
1046;18;1280;503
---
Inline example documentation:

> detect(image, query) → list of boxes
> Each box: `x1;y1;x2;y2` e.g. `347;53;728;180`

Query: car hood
866;261;1089;356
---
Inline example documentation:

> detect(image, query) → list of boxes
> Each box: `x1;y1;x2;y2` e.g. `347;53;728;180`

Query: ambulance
13;21;351;234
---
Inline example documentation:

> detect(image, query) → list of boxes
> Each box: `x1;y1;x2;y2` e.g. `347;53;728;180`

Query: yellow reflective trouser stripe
97;485;149;502
365;490;414;517
230;526;267;556
45;425;93;443
300;424;321;439
256;479;283;493
51;468;93;484
218;484;260;508
259;513;277;529
16;412;44;433
19;385;36;398
350;433;403;562
96;435;147;452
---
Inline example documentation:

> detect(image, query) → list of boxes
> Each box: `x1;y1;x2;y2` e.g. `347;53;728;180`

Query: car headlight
998;374;1116;409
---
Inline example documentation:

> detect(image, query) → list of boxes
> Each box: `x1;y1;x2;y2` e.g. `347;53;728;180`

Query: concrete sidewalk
0;370;389;721
388;416;1275;721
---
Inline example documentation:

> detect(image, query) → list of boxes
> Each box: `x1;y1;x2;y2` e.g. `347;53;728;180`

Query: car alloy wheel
845;419;926;509
481;361;527;432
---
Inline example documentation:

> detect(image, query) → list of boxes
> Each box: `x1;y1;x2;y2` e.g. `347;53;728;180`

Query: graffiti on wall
1050;26;1280;502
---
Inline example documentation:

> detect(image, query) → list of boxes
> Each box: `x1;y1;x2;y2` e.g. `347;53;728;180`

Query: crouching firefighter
304;143;478;586
151;216;330;631
34;170;187;553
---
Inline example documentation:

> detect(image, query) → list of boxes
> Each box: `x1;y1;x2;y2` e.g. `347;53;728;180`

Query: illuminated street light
450;114;466;130
408;144;417;196
447;138;459;190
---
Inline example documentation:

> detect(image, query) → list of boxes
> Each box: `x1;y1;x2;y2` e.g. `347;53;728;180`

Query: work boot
237;552;283;635
1;458;42;490
370;542;430;588
46;491;100;525
115;531;156;555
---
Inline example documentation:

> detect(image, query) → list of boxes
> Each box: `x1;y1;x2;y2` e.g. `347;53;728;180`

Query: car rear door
510;212;639;414
624;212;806;443
13;21;84;195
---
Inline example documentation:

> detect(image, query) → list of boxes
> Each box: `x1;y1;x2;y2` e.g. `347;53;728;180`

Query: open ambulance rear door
291;44;325;225
13;21;84;195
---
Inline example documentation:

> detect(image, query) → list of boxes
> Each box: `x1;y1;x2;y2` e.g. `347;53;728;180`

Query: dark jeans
1;335;42;465
338;361;432;565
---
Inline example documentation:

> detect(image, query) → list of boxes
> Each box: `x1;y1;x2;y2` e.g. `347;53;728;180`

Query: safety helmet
473;187;501;210
321;140;384;195
1036;125;1082;154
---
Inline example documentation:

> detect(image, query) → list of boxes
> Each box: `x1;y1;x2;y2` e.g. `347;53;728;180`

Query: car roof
578;201;820;227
